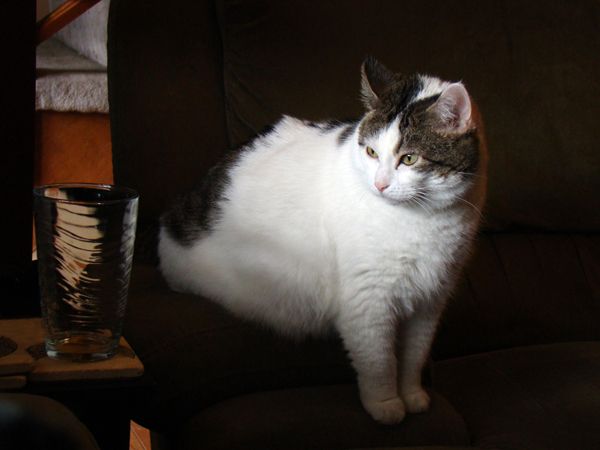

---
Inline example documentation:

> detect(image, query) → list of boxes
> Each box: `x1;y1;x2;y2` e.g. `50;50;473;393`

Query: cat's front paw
362;397;406;425
402;389;431;414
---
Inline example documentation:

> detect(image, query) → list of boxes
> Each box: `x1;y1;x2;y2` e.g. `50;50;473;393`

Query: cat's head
355;56;480;210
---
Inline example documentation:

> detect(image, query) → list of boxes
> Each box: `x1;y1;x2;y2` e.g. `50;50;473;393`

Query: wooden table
0;318;147;450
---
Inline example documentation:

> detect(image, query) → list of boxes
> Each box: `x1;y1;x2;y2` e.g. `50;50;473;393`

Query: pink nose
375;181;390;192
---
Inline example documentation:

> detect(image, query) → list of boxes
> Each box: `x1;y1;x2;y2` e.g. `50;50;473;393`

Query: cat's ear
429;83;473;134
361;56;395;110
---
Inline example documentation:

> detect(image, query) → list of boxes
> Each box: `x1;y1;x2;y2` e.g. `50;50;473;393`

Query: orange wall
35;111;113;186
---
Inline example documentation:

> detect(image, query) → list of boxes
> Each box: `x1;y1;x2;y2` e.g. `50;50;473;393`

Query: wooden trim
36;0;101;45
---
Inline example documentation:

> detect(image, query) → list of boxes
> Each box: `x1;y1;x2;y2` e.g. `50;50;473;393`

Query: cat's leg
337;305;405;425
396;305;443;414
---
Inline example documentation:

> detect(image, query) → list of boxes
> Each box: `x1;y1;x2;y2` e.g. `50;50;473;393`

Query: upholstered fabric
167;387;468;450
435;342;600;450
108;0;229;255
434;232;600;359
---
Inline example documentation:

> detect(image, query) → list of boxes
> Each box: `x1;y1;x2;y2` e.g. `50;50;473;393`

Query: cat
158;56;487;424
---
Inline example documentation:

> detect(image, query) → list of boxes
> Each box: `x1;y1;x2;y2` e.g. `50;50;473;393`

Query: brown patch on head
404;122;480;177
358;73;423;143
400;84;480;176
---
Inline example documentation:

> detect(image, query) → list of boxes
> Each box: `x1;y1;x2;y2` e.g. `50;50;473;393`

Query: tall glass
33;183;138;361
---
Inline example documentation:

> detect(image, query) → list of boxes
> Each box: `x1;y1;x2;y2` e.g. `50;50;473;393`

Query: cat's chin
378;192;433;210
379;196;415;208
379;188;471;213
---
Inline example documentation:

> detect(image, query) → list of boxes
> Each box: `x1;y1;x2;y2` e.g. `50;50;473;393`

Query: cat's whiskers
410;190;434;215
456;171;485;180
454;195;483;219
410;197;431;215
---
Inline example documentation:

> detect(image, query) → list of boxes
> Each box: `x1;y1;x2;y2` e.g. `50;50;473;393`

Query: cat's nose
375;181;390;192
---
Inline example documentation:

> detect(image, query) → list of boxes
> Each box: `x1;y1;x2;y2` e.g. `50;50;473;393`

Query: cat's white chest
332;198;472;314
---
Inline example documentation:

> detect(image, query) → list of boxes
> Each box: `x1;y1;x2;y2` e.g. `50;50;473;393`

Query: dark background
0;2;37;317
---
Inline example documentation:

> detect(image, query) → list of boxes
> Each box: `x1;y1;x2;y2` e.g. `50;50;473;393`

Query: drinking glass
33;183;138;361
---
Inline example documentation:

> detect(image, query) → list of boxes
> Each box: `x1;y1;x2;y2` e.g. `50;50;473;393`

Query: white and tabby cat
158;57;487;424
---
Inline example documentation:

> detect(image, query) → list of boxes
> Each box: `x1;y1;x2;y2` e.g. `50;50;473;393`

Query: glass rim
33;183;139;206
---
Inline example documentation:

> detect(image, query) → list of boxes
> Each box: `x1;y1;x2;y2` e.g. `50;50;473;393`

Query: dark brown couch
108;1;600;449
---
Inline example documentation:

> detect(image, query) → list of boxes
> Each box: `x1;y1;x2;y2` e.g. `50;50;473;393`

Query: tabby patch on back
159;56;487;425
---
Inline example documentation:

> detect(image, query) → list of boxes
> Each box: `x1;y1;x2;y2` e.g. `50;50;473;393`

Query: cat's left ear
361;56;395;110
429;83;473;134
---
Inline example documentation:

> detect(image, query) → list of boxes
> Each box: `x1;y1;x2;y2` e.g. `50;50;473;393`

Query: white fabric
49;0;109;67
36;38;108;113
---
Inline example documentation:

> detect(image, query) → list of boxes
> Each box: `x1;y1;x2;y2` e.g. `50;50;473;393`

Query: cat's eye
400;154;418;166
366;146;379;159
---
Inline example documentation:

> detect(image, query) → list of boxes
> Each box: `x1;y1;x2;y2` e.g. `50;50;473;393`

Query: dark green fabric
434;232;600;359
434;342;600;450
167;387;468;450
108;0;230;261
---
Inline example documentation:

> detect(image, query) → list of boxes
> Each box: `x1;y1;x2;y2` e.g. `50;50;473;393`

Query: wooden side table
0;318;146;450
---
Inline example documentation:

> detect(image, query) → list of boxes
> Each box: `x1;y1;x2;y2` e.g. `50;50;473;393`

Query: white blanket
36;38;108;113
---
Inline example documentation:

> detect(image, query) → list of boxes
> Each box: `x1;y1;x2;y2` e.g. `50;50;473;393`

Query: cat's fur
158;57;487;424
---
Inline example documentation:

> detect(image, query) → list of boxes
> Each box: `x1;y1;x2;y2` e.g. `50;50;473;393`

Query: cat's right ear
361;56;395;110
428;83;473;134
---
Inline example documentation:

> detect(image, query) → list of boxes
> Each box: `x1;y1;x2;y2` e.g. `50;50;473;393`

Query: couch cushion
433;232;600;359
434;342;600;450
166;386;469;450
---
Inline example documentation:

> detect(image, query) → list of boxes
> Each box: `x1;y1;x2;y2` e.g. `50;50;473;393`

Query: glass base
45;333;118;362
